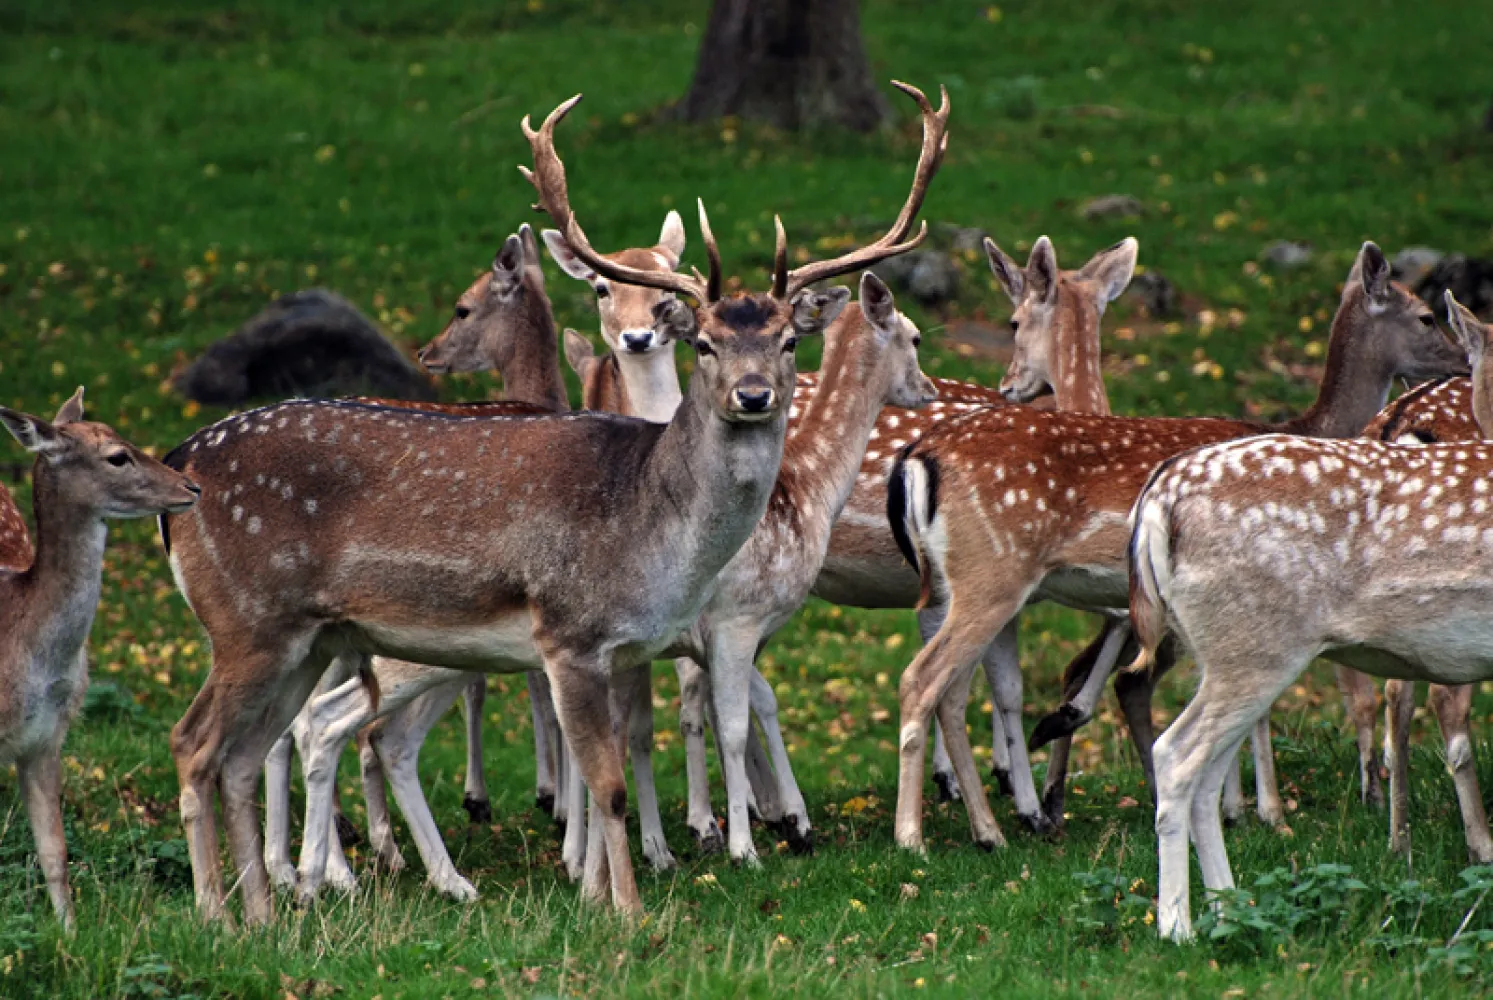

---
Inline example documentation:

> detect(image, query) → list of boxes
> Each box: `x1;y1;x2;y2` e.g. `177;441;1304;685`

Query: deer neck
782;312;893;535
1473;363;1493;439
613;346;683;423
1048;291;1110;415
500;285;569;412
645;378;787;602
18;463;107;669
1278;303;1393;439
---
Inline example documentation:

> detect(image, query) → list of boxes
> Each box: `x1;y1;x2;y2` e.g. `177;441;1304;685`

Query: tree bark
677;0;889;132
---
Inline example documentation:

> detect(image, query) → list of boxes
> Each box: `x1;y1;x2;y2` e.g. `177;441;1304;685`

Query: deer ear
519;223;543;267
1026;236;1060;305
984;237;1025;305
0;408;65;455
1077;237;1139;309
1446;291;1487;361
54;386;86;426
541;228;599;284
790;285;851;335
651;298;697;345
657;210;686;265
1353;241;1391;303
859;272;898;330
563;328;596;376
493;234;525;279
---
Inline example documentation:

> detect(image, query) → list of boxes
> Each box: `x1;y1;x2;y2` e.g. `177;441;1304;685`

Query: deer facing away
886;243;1468;855
1128;293;1493;940
0;390;200;929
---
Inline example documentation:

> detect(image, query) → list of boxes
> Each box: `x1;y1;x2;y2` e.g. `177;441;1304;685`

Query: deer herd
2;81;1491;942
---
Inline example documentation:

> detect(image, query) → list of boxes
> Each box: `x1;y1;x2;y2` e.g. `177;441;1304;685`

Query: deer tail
888;448;942;611
1125;467;1177;675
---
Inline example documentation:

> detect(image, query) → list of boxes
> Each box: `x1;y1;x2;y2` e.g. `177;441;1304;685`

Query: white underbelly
359;614;540;673
1325;614;1493;686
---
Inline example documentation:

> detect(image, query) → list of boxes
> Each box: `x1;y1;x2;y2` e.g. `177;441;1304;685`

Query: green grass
2;0;1493;995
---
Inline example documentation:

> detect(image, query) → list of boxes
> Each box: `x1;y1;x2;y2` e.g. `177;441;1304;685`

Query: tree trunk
677;0;889;132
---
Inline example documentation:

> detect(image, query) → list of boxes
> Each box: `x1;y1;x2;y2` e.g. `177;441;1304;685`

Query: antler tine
771;215;788;299
697;198;722;302
783;81;950;298
519;95;708;303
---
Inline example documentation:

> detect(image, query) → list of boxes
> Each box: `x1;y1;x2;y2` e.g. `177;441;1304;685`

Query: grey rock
175;288;434;406
1390;246;1445;286
1125;272;1177;318
1415;254;1493;320
871;250;961;306
1260;240;1314;269
1080;194;1144;220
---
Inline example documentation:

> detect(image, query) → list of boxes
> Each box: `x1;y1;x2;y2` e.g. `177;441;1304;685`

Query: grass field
2;0;1493;995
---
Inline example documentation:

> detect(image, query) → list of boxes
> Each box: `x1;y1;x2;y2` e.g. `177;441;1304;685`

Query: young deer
812;235;1140;814
1128;293;1493;940
163;85;937;923
887;243;1467;853
1374;293;1493;864
0;390;200;929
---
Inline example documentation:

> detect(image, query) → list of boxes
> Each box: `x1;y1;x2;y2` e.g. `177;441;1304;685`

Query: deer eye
1010;319;1020;333
695;339;716;357
912;336;922;348
454;305;471;320
106;452;133;467
594;284;610;299
782;336;799;353
1420;314;1436;328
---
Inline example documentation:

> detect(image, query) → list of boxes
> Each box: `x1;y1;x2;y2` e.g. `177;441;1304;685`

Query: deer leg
288;689;358;895
262;732;297;892
460;675;492;823
18;744;72;931
1384;678;1416;855
896;597;1020;853
1429;683;1493;864
623;663;675;873
1113;634;1175;800
560;743;587;880
1222;749;1245;825
750;667;810;851
1039;621;1130;825
744;715;781;825
1335;665;1383;807
918;606;962;803
987;621;1052;835
370;677;478;901
546;653;640;915
708;620;769;864
357;725;405;871
675;656;722;853
934;658;1006;850
983;621;1018;794
528;670;559;817
218;640;330;925
1249;716;1284;826
295;670;375;902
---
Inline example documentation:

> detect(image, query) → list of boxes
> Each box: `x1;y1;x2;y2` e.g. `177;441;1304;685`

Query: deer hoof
464;795;494;824
933;771;962;803
783;824;814;856
333;811;363;848
693;822;725;855
1019;810;1057;837
1040;786;1067;829
1029;703;1088;750
991;767;1015;798
535;791;556;817
267;861;299;892
974;834;1005;852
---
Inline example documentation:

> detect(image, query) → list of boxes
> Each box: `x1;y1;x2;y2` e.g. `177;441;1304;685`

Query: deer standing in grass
286;81;947;894
163;84;934;923
0;390;200;930
1128;289;1493;941
887;243;1468;853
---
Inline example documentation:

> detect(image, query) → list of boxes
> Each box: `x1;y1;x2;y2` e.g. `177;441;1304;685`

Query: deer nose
733;384;775;413
416;346;429;362
184;481;202;497
621;331;654;353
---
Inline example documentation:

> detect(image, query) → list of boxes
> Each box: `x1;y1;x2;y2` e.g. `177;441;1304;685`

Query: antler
779;81;951;299
519;95;715;303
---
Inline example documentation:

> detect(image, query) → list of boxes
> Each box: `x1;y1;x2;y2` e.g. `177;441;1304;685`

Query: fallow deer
1374;293;1493;865
887;243;1468;853
811;235;1141;818
0;390;200;929
1127;293;1493;940
162;83;940;923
